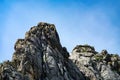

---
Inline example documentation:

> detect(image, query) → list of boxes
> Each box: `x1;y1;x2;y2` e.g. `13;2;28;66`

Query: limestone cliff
0;22;120;80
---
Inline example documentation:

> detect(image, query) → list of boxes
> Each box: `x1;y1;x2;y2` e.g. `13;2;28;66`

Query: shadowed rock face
70;45;120;80
0;22;120;80
0;22;85;80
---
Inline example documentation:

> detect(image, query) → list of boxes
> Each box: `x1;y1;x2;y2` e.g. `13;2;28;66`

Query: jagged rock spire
0;22;85;80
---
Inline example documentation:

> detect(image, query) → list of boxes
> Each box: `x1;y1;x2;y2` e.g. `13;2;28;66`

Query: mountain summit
0;22;120;80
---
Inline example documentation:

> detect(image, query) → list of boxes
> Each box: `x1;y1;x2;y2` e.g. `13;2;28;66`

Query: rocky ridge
0;22;120;80
70;45;120;80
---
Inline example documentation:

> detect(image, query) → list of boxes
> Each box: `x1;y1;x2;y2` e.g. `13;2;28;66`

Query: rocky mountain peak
0;22;84;80
0;22;120;80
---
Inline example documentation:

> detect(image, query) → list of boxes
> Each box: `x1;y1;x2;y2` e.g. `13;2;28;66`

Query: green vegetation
94;55;103;61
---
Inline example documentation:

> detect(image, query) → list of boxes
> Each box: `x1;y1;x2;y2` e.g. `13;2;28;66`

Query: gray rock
0;22;85;80
70;45;120;80
0;22;120;80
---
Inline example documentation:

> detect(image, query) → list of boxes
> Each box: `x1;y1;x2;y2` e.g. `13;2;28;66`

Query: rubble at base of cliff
0;22;120;80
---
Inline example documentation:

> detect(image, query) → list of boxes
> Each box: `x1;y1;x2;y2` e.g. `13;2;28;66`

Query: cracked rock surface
70;45;120;80
0;22;85;80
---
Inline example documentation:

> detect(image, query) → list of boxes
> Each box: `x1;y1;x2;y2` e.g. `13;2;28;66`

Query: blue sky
0;0;120;62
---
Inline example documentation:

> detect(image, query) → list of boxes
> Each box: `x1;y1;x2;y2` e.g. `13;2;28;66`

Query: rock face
70;45;120;80
0;22;120;80
0;22;85;80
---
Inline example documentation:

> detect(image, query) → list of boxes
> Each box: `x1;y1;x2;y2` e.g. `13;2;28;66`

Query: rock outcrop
0;22;85;80
0;22;120;80
70;45;120;80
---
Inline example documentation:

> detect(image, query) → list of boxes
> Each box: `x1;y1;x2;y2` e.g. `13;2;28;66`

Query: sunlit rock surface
70;45;120;80
0;22;85;80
